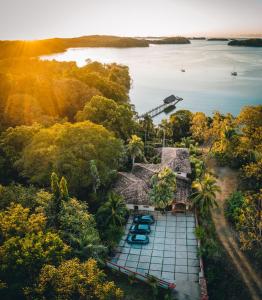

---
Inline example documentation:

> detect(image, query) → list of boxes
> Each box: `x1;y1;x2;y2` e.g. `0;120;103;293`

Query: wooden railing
106;260;176;290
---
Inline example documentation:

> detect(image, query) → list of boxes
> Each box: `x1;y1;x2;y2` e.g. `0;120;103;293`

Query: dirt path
208;161;262;300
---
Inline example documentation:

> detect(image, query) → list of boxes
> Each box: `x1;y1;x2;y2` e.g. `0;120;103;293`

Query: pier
138;95;183;119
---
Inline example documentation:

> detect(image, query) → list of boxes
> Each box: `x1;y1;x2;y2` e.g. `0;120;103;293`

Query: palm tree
140;114;155;145
190;173;221;215
96;192;128;227
158;119;173;147
127;134;144;170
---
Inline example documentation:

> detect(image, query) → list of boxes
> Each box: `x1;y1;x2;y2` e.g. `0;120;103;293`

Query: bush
225;191;244;225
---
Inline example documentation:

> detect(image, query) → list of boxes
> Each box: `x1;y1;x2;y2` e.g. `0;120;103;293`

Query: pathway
209;161;262;300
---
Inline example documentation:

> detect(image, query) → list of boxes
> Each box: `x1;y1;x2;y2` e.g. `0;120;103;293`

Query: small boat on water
231;71;237;76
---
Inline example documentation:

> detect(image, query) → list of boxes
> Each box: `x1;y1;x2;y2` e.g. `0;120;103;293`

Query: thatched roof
113;147;191;206
114;172;150;205
161;147;191;174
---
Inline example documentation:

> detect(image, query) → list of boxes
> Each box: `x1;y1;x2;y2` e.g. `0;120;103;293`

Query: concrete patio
111;211;200;285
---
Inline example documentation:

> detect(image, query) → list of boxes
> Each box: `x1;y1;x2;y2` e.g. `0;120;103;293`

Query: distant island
207;38;229;41
228;38;262;47
148;37;190;44
0;35;193;58
190;37;206;40
0;35;149;58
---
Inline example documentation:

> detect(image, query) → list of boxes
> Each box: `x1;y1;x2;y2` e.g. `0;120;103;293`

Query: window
134;205;138;210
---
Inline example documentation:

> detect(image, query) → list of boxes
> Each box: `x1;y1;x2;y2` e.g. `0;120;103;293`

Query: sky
0;0;262;40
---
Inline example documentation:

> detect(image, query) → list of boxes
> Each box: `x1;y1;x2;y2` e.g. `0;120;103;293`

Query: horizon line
1;33;262;42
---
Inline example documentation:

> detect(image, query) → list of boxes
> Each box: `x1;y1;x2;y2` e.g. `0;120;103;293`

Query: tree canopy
6;121;124;195
76;95;135;140
27;258;123;300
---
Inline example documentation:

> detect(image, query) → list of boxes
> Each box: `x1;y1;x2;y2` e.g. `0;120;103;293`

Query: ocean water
42;40;262;121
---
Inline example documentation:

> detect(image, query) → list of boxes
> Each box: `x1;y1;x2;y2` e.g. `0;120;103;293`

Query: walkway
209;162;262;300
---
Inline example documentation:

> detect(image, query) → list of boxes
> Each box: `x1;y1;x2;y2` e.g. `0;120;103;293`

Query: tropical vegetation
0;50;261;300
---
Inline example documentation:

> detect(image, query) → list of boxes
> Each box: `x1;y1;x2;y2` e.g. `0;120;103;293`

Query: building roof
114;172;150;205
161;147;191;175
113;147;191;206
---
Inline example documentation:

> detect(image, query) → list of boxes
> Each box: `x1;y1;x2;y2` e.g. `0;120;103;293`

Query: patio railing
106;260;176;290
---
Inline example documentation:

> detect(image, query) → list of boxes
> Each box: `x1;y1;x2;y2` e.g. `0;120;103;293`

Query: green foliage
195;223;219;258
127;134;144;169
59;177;69;201
157;119;173;147
169;110;193;142
138;115;156;144
97;193;128;228
0;183;44;210
0;203;69;298
96;193;128;250
190;155;205;180
231;192;262;256
76;95;135;140
191;174;221;215
59;198;106;261
225;191;245;224
150;167;176;211
0;123;42;182
190;112;209;143
241;159;262;191
0;58;131;128
89;160;101;194
15;121;124;195
26;258;124;300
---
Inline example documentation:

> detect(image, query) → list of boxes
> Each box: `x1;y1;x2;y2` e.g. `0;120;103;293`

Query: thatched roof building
113;147;191;211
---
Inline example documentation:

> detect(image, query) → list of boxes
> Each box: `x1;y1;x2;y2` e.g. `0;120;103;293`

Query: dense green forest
0;55;261;299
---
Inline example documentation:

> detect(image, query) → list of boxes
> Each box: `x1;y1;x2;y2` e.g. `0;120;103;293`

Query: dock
138;95;183;119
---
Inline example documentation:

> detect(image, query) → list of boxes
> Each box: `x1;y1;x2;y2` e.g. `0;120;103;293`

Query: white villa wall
126;204;155;211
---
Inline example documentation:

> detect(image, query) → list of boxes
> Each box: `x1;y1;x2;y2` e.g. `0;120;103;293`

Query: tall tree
190;173;221;215
190;112;209;143
127;135;144;170
59;176;69;201
89;160;101;194
169;110;193;142
139;114;155;144
158;119;173;147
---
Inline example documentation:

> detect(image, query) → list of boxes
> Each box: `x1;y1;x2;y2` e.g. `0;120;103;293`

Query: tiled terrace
111;211;200;284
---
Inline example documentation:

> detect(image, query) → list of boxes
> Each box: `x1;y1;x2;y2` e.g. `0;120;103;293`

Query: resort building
114;147;192;213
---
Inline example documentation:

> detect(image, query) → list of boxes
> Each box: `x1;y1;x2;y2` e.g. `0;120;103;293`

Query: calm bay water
42;41;262;121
